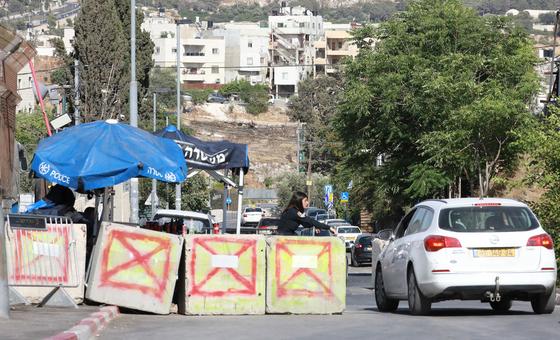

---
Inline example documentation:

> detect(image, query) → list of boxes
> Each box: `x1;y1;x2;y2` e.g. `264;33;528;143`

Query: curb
45;306;120;340
556;293;560;306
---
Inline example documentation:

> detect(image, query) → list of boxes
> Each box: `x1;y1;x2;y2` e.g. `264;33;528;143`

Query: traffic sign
340;192;349;203
324;184;333;195
226;197;232;205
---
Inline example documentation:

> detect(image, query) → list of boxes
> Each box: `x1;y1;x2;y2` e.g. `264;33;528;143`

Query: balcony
314;58;326;65
326;48;355;57
182;69;206;81
314;40;326;49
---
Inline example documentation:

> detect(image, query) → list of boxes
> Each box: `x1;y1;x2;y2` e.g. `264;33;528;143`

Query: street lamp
175;18;189;211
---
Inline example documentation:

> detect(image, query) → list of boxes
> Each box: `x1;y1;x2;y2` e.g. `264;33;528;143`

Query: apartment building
213;22;270;85
142;15;226;87
268;5;324;97
314;23;359;75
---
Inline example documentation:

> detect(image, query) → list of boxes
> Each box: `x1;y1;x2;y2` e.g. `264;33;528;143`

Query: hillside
184;103;299;188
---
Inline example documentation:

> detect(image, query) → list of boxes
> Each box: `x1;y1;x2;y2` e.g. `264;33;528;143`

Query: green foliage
272;172;331;210
139;174;211;218
335;0;539;223
288;75;342;174
72;0;153;122
521;107;560;278
220;80;269;115
188;89;213;105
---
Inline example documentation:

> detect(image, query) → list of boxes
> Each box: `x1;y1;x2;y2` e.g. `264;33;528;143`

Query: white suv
374;198;557;315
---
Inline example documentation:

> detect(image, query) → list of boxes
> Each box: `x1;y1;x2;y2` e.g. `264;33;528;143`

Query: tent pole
222;169;228;234
236;169;244;235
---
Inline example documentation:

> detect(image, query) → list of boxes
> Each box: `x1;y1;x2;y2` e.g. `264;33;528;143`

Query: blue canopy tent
29;119;188;230
155;125;250;234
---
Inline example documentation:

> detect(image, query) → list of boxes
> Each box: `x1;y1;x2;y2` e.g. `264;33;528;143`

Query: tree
521;106;560;276
219;80;269;115
335;0;539;222
288;75;343;174
72;0;153;122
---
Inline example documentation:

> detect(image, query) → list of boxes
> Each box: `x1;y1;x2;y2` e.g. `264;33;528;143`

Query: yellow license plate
474;248;515;257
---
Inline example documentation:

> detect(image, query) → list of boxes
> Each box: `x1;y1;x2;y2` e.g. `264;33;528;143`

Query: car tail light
355;243;363;249
527;234;553;249
259;225;269;229
424;235;462;252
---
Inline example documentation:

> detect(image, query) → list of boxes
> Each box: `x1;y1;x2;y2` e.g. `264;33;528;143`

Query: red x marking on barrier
189;237;257;297
11;225;70;283
275;239;333;298
99;229;172;301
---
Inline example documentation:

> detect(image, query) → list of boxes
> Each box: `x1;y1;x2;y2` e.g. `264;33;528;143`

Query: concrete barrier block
184;234;266;315
86;222;183;314
8;223;87;303
266;236;346;314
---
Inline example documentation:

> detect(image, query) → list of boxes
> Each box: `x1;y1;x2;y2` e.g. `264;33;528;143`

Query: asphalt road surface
100;260;559;339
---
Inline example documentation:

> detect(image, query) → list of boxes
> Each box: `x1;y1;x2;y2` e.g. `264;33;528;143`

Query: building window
260;57;265;64
543;49;553;58
212;48;219;54
155;46;160;54
248;41;253;48
215;78;221;84
278;23;284;28
299;22;305;28
172;48;177;53
247;57;253;65
338;42;343;49
282;72;288;80
312;23;315;28
212;66;219;74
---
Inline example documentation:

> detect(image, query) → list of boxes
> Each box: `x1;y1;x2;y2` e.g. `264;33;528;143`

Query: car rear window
439;206;539;233
338;227;361;233
359;236;372;245
245;208;262;212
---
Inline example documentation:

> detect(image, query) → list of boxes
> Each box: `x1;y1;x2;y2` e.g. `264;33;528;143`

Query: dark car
256;217;280;235
207;93;227;103
350;234;374;267
305;207;327;220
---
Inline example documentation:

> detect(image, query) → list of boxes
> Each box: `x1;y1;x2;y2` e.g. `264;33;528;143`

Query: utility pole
306;142;313;201
175;19;188;211
73;59;80;125
151;93;157;218
129;0;139;224
0;201;9;319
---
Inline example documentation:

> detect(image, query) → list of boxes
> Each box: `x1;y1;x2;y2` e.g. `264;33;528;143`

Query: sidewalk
0;304;105;340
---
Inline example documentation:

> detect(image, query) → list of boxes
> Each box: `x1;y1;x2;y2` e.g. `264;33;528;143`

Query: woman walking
277;191;335;236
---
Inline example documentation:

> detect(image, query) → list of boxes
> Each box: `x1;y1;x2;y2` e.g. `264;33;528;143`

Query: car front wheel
407;267;431;315
531;286;556;314
375;267;399;312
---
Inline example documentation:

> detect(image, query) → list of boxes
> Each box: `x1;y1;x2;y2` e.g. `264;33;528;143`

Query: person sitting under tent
25;184;89;224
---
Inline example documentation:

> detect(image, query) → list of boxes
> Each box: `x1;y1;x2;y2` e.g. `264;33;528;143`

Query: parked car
336;225;362;251
325;218;351;227
241;207;264;226
374;198;557;315
207;92;227;103
350;234;374;266
305;207;327;220
256;217;280;235
151;209;216;234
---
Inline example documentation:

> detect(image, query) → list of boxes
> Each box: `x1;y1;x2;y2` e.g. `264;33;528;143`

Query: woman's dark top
277;207;331;236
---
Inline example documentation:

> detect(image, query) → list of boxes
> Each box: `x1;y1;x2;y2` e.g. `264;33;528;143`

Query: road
100;261;559;339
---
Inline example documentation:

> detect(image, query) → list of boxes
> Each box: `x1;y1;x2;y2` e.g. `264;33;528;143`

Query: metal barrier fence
5;214;80;308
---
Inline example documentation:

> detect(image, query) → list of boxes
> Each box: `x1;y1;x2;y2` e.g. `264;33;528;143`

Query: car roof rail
422;199;448;204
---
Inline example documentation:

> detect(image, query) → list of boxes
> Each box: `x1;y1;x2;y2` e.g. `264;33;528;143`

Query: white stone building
268;5;324;97
213;22;270;85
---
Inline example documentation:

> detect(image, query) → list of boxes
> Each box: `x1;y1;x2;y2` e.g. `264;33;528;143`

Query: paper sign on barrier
86;222;183;314
184;235;266;315
266;237;346;314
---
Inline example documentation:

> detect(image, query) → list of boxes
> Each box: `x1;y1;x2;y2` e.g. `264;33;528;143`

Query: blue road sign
340;191;349;203
324;184;333;195
226;197;232;205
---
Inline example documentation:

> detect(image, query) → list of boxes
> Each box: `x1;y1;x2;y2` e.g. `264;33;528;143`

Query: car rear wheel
407;268;431;315
375;267;399;312
351;253;359;267
490;299;512;312
531;286;556;314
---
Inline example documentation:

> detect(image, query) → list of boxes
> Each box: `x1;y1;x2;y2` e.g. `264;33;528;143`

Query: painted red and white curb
45;306;120;340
